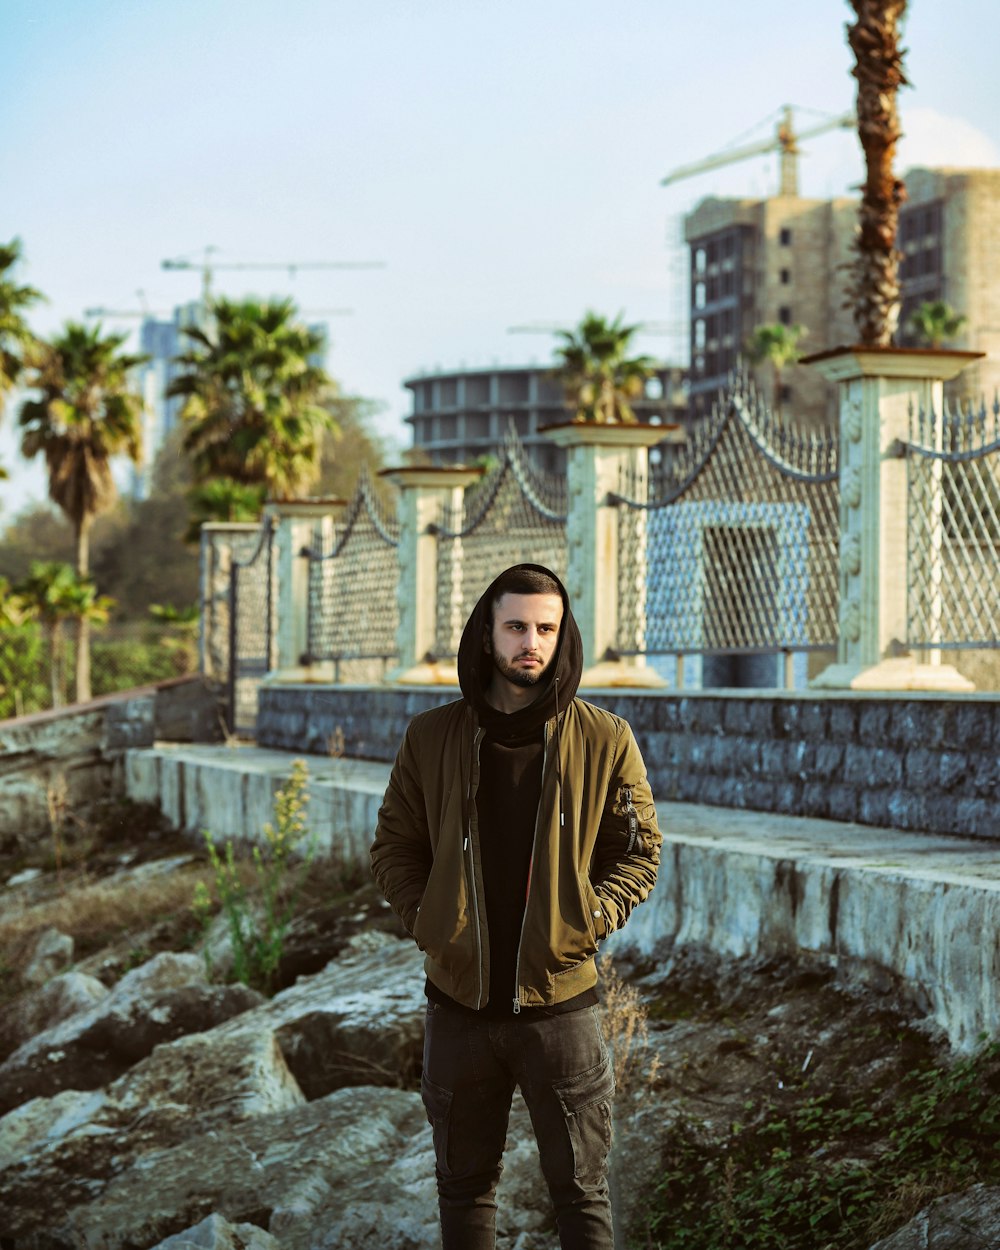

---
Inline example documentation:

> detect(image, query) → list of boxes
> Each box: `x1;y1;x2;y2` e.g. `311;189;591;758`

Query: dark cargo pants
420;1000;615;1250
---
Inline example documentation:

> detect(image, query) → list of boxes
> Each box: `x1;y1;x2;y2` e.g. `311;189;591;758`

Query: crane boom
659;106;855;196
160;250;386;302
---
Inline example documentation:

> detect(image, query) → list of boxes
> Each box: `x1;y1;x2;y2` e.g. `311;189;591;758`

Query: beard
491;650;551;689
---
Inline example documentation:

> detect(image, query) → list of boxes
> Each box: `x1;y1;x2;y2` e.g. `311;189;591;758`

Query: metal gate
611;371;840;684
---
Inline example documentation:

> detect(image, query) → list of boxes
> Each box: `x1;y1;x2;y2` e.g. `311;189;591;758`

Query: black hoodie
427;564;594;1017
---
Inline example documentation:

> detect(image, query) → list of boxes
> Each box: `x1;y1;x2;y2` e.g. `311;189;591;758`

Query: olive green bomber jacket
370;696;661;1011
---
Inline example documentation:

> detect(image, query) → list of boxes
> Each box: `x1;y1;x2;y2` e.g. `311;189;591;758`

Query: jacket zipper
512;719;551;1014
465;726;486;1010
622;784;640;855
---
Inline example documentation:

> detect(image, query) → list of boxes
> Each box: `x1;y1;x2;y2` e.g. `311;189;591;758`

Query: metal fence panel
906;398;1000;648
432;427;568;658
304;468;400;680
613;373;840;657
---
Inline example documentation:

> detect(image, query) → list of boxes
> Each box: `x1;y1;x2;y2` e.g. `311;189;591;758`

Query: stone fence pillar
380;466;484;684
806;347;981;691
263;498;345;683
542;422;678;687
198;522;261;680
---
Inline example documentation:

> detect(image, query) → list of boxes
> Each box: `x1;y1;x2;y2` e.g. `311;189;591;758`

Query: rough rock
214;931;426;1097
150;1213;280;1250
0;970;108;1062
1;1025;306;1238
4;1084;552;1250
0;952;262;1113
869;1184;1000;1249
21;926;74;987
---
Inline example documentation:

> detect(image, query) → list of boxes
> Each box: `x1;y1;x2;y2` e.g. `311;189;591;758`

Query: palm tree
552;312;656;424
183;477;268;543
847;0;909;346
747;323;807;416
168;297;336;499
14;562;83;708
908;300;966;349
19;322;146;702
0;237;43;418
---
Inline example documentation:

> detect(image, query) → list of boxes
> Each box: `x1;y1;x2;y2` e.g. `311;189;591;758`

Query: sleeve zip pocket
621;784;641;855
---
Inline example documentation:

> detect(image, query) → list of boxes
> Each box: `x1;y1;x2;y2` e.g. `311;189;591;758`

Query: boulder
868;1184;1000;1249
0;952;262;1113
1;1024;306;1240
150;1214;280;1250
5;1084;553;1250
21;926;74;987
0;970;108;1062
215;931;426;1098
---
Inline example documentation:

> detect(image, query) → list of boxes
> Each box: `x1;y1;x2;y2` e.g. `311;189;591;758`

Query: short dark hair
488;566;563;627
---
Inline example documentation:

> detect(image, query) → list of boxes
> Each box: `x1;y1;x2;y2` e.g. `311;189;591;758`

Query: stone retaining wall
0;676;223;850
257;684;1000;841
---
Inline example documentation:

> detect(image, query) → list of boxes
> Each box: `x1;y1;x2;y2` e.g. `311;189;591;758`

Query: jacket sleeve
590;720;661;936
370;723;433;936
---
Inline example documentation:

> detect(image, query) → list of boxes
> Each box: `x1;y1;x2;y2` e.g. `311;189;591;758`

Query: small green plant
197;759;315;993
639;1039;1000;1249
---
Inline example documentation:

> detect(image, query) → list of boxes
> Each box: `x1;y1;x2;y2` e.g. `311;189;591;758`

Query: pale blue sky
3;0;999;516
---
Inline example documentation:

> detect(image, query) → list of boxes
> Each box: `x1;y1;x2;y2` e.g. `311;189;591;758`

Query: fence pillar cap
379;465;485;489
540;421;682;448
263;497;347;518
802;345;984;383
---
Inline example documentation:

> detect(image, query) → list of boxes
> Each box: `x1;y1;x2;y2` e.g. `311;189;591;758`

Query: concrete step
125;744;1000;1052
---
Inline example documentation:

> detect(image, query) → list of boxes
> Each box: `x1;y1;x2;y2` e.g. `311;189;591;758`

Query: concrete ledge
127;744;1000;1052
125;744;389;871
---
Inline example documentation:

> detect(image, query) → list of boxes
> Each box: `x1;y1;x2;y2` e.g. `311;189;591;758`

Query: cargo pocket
552;1054;615;1179
420;1073;455;1178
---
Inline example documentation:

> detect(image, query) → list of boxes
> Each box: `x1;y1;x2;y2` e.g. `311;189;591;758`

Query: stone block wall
257;685;1000;841
0;676;223;850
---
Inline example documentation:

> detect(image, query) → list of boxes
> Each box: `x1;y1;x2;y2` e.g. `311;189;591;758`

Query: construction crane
160;246;385;303
659;105;856;197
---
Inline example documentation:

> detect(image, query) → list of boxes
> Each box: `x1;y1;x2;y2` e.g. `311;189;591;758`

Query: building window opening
779;227;792;246
778;306;792;325
780;268;791;285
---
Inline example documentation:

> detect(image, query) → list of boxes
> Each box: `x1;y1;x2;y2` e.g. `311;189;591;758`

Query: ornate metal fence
431;426;568;658
228;517;275;736
905;396;1000;649
303;467;401;680
612;373;840;670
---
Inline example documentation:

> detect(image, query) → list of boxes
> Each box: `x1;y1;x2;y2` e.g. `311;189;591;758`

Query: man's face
485;591;563;689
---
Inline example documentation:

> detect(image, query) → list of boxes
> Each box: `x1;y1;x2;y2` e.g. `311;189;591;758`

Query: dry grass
0;861;223;978
599;959;661;1094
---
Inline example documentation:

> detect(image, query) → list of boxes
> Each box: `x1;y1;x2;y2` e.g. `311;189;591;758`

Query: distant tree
0;237;43;418
169;297;336;500
312;395;391;500
908;300;967;349
847;0;909;346
747;323;807;416
19;321;146;701
14;562;97;708
0;576;45;718
552;312;656;424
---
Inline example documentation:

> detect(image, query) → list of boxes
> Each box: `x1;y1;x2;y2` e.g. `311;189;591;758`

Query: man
371;563;660;1249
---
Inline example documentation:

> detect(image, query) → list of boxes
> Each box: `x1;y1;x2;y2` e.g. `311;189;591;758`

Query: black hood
457;563;583;737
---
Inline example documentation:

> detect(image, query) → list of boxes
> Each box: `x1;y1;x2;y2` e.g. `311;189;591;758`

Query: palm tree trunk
74;516;92;703
50;622;63;710
848;0;909;346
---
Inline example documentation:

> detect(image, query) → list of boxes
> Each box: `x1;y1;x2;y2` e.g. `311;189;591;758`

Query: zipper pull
512;998;521;1015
